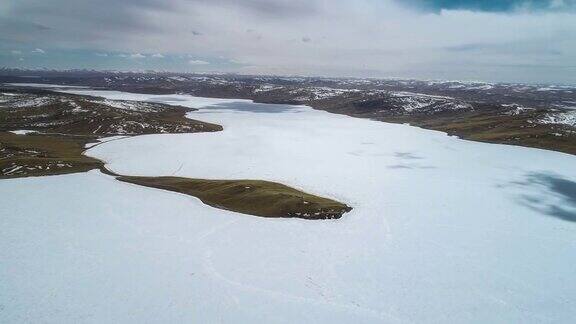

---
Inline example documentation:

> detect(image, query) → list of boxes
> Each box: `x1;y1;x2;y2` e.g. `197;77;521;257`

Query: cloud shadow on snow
513;172;576;223
196;102;301;113
394;152;423;160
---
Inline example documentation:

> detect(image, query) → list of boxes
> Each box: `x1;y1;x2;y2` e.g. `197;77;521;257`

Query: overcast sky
1;0;575;84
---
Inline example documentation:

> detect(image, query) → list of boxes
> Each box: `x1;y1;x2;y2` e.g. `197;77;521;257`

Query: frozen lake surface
2;86;576;323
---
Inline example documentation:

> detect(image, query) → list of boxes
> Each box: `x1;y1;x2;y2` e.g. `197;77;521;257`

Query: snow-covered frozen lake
2;86;576;323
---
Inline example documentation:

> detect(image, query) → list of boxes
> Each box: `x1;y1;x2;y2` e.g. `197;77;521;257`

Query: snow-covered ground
540;111;576;127
8;130;38;135
2;86;576;323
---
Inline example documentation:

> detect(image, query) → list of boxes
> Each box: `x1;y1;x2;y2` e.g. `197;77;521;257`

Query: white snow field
2;86;576;323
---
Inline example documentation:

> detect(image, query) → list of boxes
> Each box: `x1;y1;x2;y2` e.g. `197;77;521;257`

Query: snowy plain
1;85;576;323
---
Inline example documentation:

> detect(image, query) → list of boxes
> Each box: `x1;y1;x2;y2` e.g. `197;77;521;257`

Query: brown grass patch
118;176;352;219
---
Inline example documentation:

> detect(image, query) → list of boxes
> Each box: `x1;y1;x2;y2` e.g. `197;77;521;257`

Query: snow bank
8;130;38;135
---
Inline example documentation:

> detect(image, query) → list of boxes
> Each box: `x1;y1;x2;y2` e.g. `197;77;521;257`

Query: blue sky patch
400;0;575;13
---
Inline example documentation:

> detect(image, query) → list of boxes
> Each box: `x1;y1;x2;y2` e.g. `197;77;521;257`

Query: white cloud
10;50;22;55
95;53;109;57
31;48;45;54
111;0;573;82
188;59;209;65
151;53;164;58
3;0;576;83
118;53;146;59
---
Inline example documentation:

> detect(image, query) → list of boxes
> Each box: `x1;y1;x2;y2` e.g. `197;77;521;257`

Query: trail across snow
2;85;576;323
